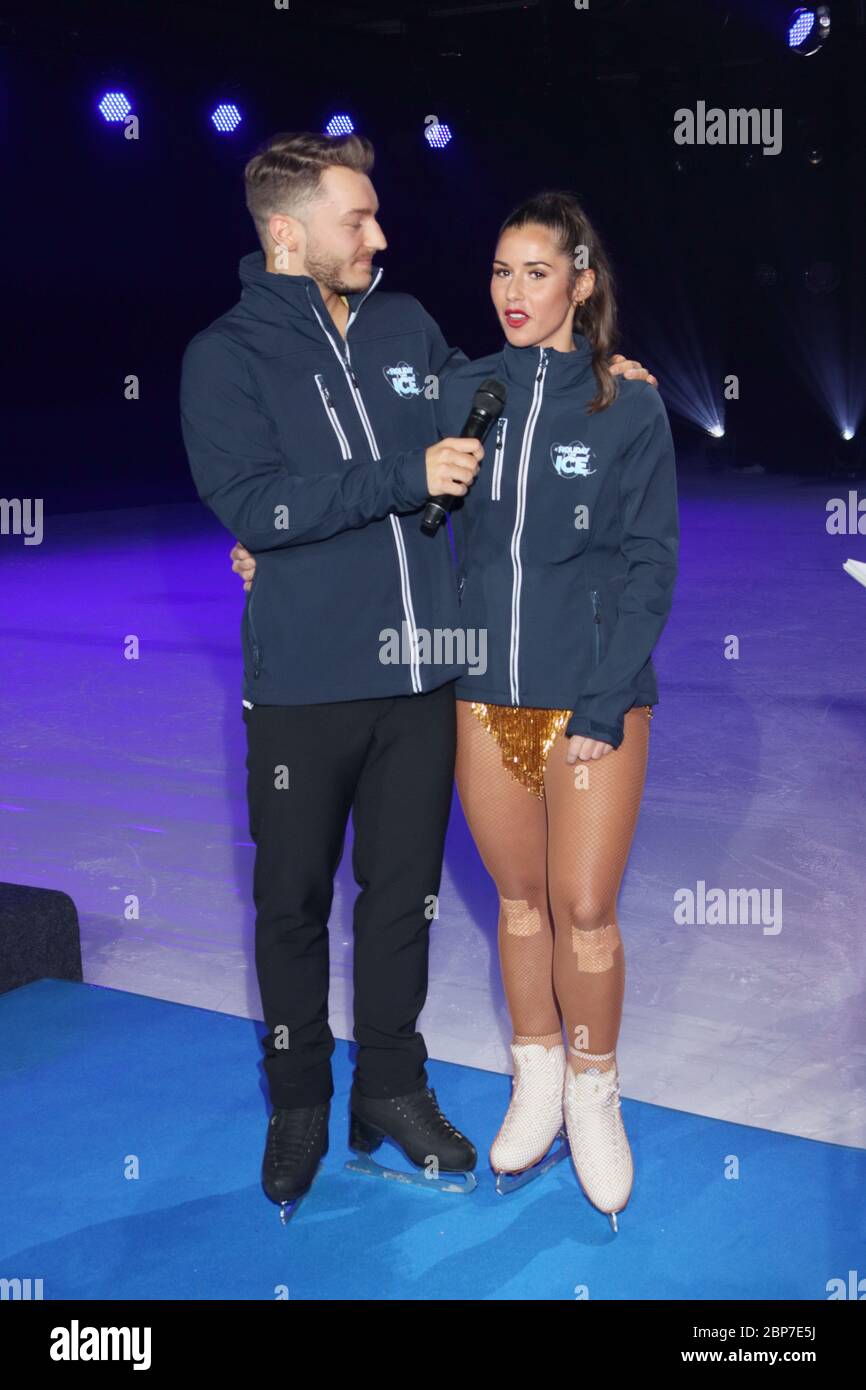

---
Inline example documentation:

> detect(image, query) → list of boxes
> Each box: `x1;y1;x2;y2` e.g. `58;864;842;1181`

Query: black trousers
243;680;457;1109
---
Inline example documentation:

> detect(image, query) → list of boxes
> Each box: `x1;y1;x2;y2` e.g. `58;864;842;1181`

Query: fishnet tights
455;701;650;1074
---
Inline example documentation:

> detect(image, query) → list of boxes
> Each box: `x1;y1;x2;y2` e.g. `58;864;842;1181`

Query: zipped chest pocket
314;374;352;460
490;416;508;500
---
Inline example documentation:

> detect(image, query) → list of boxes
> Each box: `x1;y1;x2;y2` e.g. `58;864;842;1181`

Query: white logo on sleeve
550;441;597;478
383;362;422;397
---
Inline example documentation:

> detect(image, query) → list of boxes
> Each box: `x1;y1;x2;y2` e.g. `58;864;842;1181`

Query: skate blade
279;1197;303;1226
494;1131;570;1195
345;1152;477;1194
271;1163;324;1225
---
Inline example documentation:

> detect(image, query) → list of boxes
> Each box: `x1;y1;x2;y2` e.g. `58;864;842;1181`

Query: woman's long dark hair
498;191;618;413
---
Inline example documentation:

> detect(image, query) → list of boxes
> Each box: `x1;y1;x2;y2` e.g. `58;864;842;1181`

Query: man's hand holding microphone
229;435;483;590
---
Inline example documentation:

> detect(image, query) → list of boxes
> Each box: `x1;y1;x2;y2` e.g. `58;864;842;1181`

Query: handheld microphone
420;378;507;535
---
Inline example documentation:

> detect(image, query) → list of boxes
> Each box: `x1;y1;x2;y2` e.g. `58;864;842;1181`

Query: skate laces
572;1067;622;1110
267;1107;323;1171
567;1070;629;1162
603;1073;622;1109
513;1044;562;1094
403;1087;461;1138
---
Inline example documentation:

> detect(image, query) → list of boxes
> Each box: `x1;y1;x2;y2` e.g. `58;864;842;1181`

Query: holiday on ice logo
383;362;422;397
550;441;597;478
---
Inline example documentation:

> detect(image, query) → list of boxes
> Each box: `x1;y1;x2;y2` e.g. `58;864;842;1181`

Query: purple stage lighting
211;103;242;133
98;92;132;122
788;8;815;47
325;114;354;136
787;6;830;55
424;122;452;149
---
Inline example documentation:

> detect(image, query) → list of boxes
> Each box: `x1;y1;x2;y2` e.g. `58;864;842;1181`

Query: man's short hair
244;131;375;251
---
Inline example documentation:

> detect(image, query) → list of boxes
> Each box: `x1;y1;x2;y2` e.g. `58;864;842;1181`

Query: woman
231;191;679;1230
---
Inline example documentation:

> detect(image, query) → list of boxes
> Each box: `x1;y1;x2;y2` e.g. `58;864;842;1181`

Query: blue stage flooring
1;979;862;1301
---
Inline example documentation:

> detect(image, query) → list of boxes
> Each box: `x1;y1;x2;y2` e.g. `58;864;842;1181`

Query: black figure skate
346;1084;477;1193
262;1101;329;1225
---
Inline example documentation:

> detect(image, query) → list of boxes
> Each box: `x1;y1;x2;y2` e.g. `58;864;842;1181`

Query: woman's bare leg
542;706;651;1074
454;701;561;1045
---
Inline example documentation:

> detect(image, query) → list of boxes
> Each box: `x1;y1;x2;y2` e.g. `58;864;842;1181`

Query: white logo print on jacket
383;362;422;397
550;441;597;477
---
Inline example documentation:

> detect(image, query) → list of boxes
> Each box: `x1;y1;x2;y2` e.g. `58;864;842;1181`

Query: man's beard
304;242;372;297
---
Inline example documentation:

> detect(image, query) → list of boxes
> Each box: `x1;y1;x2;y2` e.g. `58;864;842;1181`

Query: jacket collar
501;332;595;392
238;249;384;327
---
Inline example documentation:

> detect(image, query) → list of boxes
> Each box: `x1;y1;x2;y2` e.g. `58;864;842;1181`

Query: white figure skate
490;1042;569;1195
563;1059;633;1232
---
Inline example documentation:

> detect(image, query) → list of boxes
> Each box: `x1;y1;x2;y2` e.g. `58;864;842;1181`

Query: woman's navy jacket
440;335;680;750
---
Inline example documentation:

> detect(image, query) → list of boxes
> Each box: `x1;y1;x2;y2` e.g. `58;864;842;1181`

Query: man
181;131;654;1219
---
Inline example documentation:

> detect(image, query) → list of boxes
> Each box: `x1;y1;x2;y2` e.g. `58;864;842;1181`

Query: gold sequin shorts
468;701;653;799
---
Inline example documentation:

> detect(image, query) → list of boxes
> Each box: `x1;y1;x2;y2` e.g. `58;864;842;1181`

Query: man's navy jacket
180;250;467;705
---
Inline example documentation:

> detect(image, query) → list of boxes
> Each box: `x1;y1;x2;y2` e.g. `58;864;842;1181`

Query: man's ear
269;212;303;258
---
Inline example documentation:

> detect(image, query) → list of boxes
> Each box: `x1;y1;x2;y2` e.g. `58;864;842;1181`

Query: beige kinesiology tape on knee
570;920;622;971
501;896;544;937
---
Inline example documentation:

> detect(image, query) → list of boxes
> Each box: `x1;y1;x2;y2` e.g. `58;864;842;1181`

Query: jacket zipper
307;277;423;695
314;374;352;459
590;589;601;668
491;416;508;500
509;348;549;705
